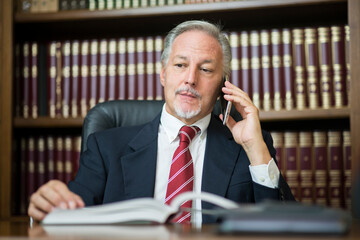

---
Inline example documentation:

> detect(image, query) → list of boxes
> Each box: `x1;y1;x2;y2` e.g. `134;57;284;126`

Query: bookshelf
1;0;359;219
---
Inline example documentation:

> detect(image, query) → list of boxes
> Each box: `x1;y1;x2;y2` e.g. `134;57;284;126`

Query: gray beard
174;102;201;119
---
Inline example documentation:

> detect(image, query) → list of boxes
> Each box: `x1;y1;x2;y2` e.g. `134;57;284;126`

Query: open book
41;192;239;225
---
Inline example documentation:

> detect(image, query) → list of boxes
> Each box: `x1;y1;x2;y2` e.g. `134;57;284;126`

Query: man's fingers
49;180;83;209
28;202;47;222
29;192;55;214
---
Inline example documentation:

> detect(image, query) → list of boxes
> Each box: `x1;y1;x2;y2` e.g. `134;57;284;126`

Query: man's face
160;30;224;125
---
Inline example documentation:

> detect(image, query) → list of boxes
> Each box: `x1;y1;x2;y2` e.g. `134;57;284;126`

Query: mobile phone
220;76;232;125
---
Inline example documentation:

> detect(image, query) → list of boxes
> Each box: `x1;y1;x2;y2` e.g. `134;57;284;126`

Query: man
28;20;294;223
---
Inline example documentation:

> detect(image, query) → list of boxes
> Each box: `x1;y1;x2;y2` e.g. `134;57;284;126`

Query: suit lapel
120;113;161;200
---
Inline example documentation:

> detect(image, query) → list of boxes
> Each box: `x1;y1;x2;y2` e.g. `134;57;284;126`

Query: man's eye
175;64;184;68
201;68;212;73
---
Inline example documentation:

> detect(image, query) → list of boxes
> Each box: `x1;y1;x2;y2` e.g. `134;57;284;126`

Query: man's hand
28;180;84;222
220;81;271;166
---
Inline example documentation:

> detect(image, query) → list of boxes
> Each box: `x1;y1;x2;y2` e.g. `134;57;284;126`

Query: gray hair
161;20;232;78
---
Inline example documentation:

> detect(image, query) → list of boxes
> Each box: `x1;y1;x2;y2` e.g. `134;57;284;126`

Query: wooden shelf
14;0;346;23
13;117;84;128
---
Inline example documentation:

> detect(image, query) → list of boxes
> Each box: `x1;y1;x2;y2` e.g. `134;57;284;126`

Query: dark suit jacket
69;112;295;223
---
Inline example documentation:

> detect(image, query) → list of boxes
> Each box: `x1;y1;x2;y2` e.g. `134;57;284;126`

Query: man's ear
160;67;166;87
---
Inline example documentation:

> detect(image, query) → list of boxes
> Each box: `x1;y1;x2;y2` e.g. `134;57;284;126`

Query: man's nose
185;67;197;86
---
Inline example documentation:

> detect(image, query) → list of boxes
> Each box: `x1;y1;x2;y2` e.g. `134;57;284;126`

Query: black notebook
218;200;351;235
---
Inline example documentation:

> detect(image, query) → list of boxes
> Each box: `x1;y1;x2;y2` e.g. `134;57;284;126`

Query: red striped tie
165;125;200;224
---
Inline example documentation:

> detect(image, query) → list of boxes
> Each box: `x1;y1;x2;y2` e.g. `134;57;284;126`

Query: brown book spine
89;39;98;109
46;136;55;181
270;131;284;175
155;36;164;100
55;43;62;118
343;130;351;209
80;40;89;118
136;37;146;100
146;36;155;100
318;27;333;109
117;38;127;100
284;131;299;201
62;41;71;118
261;30;272;111
37;136;46;188
331;26;347;108
98;39;108;104
304;28;320;109
27;137;36;203
64;136;73;184
313;131;328;206
55;137;64;182
72;136;81;179
127;38;136;100
15;44;22;117
292;28;307;110
240;31;251;98
299;131;314;204
328;130;344;208
108;39;117;101
23;42;30;119
20;138;27;215
345;25;350;103
250;30;261;109
271;29;283;111
71;40;80;118
282;29;294;110
48;42;57;118
229;31;240;88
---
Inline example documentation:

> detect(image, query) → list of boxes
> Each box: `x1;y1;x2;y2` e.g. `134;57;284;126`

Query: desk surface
1;219;360;240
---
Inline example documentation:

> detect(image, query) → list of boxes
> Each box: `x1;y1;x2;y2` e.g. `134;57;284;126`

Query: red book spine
136;37;146;100
240;31;251;97
260;30;272;111
55;42;62;117
98;39;108;103
250;30;261;109
127;38;136;100
64;136;73;184
313;131;329;206
26;137;36;203
48;42;57;118
23;42;30;119
304;28;320;109
62;41;71;118
20;138;27;215
271;29;283;111
155;35;163;100
328;130;344;208
331;26;347;107
14;44;22;117
72;136;81;179
282;29;294;110
270;131;284;175
89;39;99;109
71;40;80;118
107;39;117;101
284;131;299;201
299;131;314;204
30;42;39;119
229;31;240;88
117;38;126;100
55;137;64;182
37;136;46;188
146;36;155;100
293;28;307;110
80;40;89;118
318;27;333;109
46;136;55;181
343;130;351;209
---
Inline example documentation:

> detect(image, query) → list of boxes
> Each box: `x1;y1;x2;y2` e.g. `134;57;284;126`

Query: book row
271;130;351;210
18;0;234;13
14;24;350;119
13;135;81;215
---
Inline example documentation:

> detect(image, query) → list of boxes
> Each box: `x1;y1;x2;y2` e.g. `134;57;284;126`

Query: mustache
175;86;201;98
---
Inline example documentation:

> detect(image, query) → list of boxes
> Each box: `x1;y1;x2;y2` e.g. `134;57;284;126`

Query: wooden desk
1;219;359;240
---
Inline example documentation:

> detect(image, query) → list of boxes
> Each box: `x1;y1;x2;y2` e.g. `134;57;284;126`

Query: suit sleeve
68;133;107;206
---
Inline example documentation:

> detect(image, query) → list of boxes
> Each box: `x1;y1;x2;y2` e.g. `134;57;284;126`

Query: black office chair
81;99;241;152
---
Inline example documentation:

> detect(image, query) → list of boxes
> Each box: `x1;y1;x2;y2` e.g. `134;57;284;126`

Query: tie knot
179;126;200;144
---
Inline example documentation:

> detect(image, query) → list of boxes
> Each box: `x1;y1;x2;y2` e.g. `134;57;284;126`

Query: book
284;131;299;200
282;28;294;110
89;39;98;109
313;131;328;206
249;30;261;109
98;39;108;104
41;191;238;225
71;40;80;118
127;37;136;100
343;130;351;210
154;35;163;100
240;31;251;100
136;37;146;100
23;42;30;119
260;29;272;111
299;131;314;204
61;41;71;118
145;36;155;100
64;136;73;184
117;38;127;100
107;39;117;101
80;40;89;118
229;31;240;88
271;29;282;111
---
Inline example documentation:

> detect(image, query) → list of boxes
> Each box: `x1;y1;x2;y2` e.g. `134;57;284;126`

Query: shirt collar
160;103;211;143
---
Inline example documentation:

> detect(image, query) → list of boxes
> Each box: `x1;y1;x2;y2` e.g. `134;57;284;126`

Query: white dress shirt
154;104;280;224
